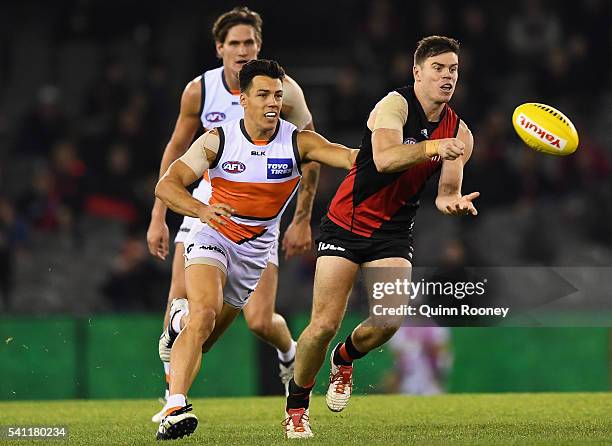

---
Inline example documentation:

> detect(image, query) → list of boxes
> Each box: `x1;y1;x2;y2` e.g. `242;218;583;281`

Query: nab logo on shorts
222;161;246;174
206;112;226;123
267;158;293;179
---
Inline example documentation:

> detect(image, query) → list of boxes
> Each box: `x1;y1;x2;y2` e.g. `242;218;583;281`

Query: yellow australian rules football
512;103;579;155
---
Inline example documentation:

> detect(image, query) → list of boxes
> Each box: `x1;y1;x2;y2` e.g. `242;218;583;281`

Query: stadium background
1;0;611;400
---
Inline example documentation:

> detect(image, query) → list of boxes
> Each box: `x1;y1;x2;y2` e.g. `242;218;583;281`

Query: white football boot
283;408;313;439
325;344;353;412
151;397;167;423
279;357;295;397
156;404;198;440
158;298;188;363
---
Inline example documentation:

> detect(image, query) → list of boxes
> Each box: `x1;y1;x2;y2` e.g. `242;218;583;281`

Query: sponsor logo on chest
267;158;293;179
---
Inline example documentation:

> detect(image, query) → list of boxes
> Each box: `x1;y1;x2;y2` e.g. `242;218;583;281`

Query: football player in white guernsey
153;59;358;440
146;8;319;422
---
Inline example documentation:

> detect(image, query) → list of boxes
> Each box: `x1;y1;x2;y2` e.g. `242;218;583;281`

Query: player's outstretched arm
147;78;203;259
282;154;320;258
435;121;480;216
370;92;464;173
155;130;233;230
297;130;358;170
280;78;320;258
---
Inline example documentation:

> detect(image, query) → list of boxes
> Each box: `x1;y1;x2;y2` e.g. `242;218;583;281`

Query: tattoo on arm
293;163;320;223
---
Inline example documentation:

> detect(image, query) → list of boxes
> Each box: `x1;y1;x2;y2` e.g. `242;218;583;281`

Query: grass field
1;393;611;445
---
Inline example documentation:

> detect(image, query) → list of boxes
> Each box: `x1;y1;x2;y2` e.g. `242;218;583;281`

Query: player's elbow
154;176;172;204
373;153;392;173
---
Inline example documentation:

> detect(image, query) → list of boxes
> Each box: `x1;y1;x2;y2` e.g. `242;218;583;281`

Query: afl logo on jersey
403;137;418;145
222;161;246;174
206;112;226;123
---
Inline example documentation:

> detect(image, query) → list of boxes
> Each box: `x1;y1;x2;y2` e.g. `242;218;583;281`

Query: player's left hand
282;220;312;259
445;192;480;216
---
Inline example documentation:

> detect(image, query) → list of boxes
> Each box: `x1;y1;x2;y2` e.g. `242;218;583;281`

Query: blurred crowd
0;0;611;313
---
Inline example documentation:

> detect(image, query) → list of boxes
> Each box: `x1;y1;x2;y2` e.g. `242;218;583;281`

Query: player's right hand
147;218;170;260
198;203;234;231
437;138;465;161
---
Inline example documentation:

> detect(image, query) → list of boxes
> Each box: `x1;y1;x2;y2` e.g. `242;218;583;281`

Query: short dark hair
414;35;460;66
239;59;285;92
212;7;263;45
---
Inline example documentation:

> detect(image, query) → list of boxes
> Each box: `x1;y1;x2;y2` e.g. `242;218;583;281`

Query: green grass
1;393;611;445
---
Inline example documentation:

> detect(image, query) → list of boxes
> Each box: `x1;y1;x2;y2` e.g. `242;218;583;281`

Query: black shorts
315;216;414;264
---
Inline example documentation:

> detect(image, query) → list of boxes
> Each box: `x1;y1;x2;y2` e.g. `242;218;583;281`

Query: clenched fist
198;203;234;231
436;138;465;161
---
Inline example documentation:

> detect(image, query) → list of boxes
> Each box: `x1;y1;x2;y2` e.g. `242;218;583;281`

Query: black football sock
334;334;368;366
286;378;314;410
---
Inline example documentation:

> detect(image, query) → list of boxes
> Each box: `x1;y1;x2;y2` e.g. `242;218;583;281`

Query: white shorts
183;225;274;309
175;216;279;266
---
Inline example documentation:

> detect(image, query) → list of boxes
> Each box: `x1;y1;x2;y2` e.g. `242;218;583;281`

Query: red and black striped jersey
325;86;460;239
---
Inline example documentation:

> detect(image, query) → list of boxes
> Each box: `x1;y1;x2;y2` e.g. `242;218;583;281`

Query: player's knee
308;319;340;343
186;307;216;340
246;316;271;340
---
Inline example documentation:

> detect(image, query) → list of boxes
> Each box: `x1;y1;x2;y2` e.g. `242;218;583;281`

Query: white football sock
277;340;297;363
165;393;186;410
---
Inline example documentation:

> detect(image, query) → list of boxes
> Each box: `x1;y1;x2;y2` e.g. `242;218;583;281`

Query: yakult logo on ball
517;113;566;150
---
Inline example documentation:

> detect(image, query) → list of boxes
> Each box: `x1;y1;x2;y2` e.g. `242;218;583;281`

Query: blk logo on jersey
222;161;246;174
206;112;226;123
267;158;293;179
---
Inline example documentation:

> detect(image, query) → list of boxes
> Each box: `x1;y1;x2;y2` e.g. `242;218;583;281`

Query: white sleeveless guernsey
194;66;244;203
208;118;301;250
183;118;302;308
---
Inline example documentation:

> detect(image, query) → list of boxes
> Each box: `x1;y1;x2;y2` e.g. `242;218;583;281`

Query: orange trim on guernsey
209;177;299;219
165;374;170;384
215;218;267;244
230;89;240;95
251;139;269;146
203;170;210;182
